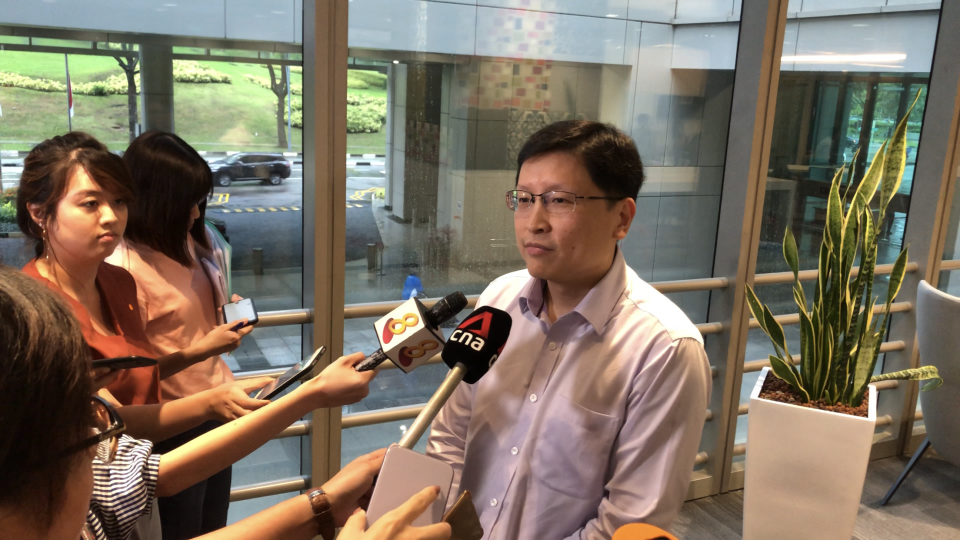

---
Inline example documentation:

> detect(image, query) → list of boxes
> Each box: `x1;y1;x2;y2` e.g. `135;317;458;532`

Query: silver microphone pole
398;363;467;449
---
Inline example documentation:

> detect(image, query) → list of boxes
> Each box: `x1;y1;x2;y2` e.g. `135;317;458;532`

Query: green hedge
275;93;385;133
0;61;230;97
0;202;16;224
347;69;387;89
244;74;303;95
1;187;18;206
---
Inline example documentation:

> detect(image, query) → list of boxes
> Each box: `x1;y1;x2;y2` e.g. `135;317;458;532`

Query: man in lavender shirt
427;120;712;539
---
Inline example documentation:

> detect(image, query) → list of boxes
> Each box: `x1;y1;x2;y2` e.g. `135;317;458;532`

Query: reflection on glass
339;6;743;489
343;4;742;465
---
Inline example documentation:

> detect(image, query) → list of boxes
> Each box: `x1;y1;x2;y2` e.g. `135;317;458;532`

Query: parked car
208;153;292;187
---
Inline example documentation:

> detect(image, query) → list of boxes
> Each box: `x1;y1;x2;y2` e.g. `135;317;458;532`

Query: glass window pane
344;1;741;465
0;5;307;526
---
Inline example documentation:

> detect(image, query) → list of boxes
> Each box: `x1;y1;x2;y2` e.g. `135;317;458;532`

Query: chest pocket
530;393;620;499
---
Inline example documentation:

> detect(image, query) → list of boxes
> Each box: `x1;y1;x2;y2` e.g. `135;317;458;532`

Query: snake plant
746;91;941;407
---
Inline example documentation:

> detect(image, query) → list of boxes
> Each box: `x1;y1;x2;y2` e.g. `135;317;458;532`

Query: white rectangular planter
743;368;877;540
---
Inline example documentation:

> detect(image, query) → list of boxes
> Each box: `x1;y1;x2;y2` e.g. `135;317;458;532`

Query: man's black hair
516;120;644;201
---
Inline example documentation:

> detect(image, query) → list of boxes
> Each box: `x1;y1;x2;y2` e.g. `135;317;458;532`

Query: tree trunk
116;46;139;142
268;64;288;149
124;61;139;141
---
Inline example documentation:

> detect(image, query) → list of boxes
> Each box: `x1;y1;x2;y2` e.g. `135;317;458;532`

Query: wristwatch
307;488;336;540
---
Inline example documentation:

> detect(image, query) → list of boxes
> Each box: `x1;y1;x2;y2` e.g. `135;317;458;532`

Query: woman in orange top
16;132;268;440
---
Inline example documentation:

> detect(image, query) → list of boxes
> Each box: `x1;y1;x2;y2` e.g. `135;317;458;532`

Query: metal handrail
694;452;709;465
257;308;313;328
342;404;424;429
276;420;311;440
938;259;960;271
752;262;919;286
743;340;906;373
229;475;309;502
254;275;731;327
748;302;911;330
234;367;288;381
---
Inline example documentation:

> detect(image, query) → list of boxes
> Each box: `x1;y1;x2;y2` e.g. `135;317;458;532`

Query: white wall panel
671;23;738;70
627;0;676;23
226;0;296;42
791;12;938;72
674;0;733;20
800;0;884;10
0;0;225;38
475;6;626;64
479;0;629;19
348;0;477;56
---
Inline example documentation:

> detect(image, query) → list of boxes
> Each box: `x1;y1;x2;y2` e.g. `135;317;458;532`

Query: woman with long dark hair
106;131;251;538
16;132;267;441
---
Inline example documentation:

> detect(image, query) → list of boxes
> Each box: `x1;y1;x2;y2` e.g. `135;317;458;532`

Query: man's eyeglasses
505;190;623;214
65;396;125;464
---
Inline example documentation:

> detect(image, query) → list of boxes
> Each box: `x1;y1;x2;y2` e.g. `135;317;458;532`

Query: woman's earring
41;227;49;260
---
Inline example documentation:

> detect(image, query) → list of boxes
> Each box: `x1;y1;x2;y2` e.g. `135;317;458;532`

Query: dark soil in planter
759;373;869;417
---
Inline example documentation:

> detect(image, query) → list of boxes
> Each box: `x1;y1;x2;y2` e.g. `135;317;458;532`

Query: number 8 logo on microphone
399;340;439;367
381;313;419;345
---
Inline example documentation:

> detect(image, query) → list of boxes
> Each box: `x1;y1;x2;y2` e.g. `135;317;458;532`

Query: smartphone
365;446;453;528
91;356;158;371
223;298;259;329
253;345;327;400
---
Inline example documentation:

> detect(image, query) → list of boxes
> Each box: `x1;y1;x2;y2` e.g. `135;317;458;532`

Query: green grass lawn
0;51;386;155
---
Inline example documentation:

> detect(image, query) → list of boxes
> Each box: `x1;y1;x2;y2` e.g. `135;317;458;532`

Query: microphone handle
398;363;467;449
355;349;389;372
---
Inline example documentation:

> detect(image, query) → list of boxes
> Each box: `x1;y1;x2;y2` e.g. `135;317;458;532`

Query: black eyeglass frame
505;189;626;213
63;396;126;461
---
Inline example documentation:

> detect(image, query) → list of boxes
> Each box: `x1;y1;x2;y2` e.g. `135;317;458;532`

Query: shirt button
490;498;498;507
510;447;519;455
548;342;557;351
530;394;538;402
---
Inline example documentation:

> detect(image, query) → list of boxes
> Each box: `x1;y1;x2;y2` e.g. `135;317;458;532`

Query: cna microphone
364;306;510;530
355;291;467;373
398;305;512;448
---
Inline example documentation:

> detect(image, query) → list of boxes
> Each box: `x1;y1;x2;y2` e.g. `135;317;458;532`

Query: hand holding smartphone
252;345;327;400
223;298;259;330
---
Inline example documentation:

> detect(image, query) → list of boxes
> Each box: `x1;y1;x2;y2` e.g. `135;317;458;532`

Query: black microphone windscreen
424;291;468;328
441;306;512;384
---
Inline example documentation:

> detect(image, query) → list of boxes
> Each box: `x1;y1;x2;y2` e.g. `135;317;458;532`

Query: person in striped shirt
0;266;450;540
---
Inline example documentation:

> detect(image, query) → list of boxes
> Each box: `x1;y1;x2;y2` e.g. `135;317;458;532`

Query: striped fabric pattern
86;435;160;540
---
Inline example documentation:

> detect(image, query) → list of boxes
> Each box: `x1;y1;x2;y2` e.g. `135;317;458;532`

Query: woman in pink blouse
107;131;253;539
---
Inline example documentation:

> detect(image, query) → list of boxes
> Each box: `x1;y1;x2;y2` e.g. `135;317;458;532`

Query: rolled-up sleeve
565;337;712;539
87;435;160;540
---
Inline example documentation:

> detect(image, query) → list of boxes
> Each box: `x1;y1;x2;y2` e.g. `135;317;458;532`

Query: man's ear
613;198;636;241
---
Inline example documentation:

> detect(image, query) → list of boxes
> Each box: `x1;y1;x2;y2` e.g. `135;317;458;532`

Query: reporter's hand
338;486;452;540
91;366;120;391
195;321;254;357
303;352;375;408
322;448;386;525
205;378;272;422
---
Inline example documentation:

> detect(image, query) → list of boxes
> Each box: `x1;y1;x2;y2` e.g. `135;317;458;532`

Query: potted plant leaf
742;92;942;540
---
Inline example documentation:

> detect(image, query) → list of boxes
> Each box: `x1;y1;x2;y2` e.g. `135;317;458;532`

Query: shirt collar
518;247;628;334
